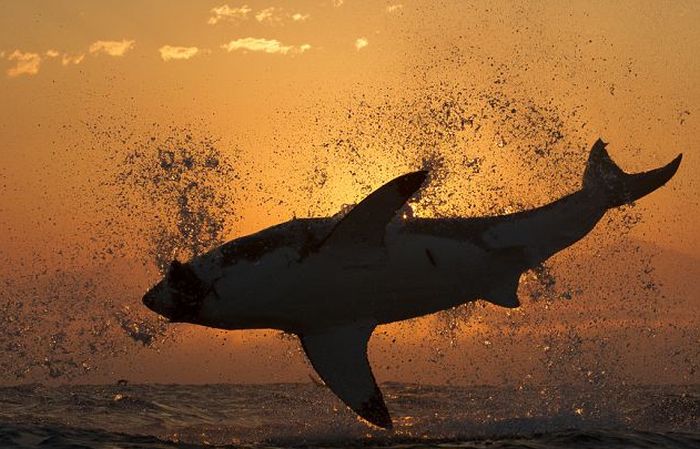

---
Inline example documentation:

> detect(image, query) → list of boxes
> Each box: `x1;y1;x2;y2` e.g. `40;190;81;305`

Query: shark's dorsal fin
318;171;428;250
300;323;392;429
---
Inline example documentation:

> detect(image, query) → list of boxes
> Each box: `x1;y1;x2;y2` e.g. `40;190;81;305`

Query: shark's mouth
168;291;206;323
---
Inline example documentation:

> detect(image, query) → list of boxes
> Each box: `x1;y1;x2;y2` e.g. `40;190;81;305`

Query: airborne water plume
0;2;696;448
0;80;694;388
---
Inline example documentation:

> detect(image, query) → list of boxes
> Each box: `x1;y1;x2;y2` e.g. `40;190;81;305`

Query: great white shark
143;139;681;429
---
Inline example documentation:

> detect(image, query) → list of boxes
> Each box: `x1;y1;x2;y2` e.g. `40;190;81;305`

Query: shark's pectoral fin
299;323;392;429
317;171;428;251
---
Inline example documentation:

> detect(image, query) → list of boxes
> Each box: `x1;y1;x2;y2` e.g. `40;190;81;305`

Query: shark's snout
141;283;178;320
142;287;161;314
141;261;210;324
142;288;158;311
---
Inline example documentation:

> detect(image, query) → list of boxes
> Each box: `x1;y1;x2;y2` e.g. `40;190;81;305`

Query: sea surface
0;383;697;449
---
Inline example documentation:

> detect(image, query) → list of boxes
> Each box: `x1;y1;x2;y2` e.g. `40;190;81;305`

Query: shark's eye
167;260;204;296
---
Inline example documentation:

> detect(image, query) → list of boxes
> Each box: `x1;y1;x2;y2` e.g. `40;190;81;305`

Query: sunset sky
0;1;698;385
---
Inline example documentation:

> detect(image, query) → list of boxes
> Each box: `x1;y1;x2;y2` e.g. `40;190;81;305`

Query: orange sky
0;1;698;385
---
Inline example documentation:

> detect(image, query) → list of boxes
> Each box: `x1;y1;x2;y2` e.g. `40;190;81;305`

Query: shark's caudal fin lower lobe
583;139;682;208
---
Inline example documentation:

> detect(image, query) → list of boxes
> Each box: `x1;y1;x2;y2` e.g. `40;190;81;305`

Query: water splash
0;123;240;381
110;127;237;275
0;51;692;392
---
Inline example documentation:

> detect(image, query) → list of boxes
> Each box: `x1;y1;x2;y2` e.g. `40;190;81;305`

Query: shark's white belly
203;233;488;332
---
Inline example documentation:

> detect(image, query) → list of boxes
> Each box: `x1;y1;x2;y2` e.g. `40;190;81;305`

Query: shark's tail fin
582;139;682;208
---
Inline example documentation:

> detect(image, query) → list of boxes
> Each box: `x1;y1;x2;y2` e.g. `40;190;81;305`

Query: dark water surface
0;384;697;448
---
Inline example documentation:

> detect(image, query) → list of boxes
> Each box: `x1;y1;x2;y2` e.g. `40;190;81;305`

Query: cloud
386;4;404;13
210;4;308;25
62;53;85;66
89;40;135;56
256;7;310;24
221;38;311;55
355;37;369;51
89;39;135;57
332;0;344;7
6;50;42;77
208;4;252;25
255;7;279;23
159;45;201;61
4;48;86;77
291;13;310;22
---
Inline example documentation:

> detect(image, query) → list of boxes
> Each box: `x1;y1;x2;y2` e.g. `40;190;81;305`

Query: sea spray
0;82;690;390
110;127;237;274
0;124;239;381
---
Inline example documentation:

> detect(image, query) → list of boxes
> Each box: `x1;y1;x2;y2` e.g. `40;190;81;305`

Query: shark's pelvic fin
484;275;521;308
318;171;428;250
300;323;392;429
583;139;682;208
482;246;526;308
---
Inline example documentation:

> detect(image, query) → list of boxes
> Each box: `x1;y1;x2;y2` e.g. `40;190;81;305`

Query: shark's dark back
399;214;535;249
217;213;529;268
218;218;337;266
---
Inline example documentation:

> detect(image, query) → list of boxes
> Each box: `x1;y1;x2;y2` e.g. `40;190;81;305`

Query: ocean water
0;383;697;449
